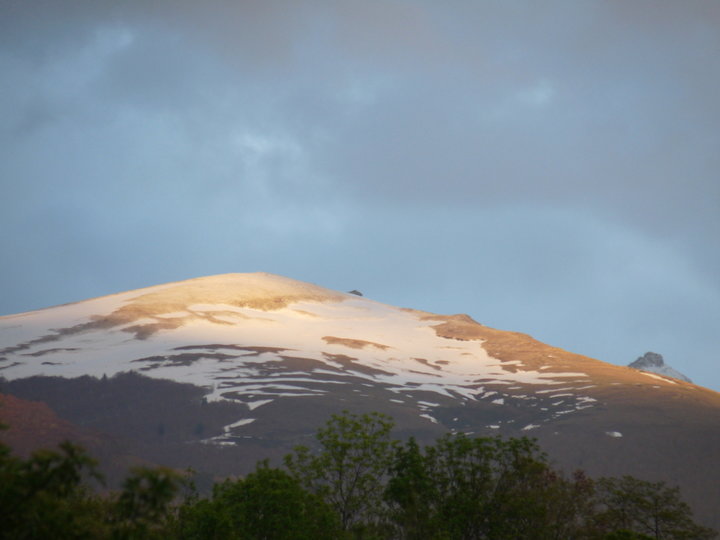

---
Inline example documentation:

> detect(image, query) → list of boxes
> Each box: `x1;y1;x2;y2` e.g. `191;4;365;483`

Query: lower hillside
0;410;715;539
2;370;719;531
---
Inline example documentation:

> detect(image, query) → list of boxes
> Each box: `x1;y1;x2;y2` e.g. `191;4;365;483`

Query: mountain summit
1;273;719;528
0;272;617;415
629;352;692;383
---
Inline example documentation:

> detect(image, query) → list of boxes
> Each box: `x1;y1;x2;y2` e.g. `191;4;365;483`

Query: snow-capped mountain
629;352;692;383
0;273;602;429
1;273;719;528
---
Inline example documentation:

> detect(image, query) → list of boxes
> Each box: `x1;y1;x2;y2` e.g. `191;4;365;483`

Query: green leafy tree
537;469;598;540
384;437;442;539
424;434;553;539
482;436;557;539
0;440;104;539
595;476;716;540
426;433;499;538
176;461;341;539
175;497;224;539
111;466;186;539
285;410;396;532
385;433;598;540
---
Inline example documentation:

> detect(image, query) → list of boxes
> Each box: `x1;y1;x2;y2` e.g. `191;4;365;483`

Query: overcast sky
2;1;719;390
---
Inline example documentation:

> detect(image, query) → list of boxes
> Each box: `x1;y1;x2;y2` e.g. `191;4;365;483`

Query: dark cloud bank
1;1;719;389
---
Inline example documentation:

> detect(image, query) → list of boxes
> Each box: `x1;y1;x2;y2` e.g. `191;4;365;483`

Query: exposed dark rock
629;352;693;383
630;351;665;369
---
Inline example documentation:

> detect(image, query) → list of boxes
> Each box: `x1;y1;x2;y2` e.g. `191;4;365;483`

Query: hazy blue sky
2;1;718;390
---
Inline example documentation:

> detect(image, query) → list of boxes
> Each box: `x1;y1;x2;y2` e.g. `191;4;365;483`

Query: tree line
1;411;716;539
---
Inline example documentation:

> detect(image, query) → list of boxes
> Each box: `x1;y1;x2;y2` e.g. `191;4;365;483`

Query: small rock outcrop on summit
628;352;692;383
